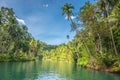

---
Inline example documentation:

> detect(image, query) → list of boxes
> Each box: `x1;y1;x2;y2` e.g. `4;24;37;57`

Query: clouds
71;16;76;19
43;4;49;8
16;18;26;25
65;15;76;20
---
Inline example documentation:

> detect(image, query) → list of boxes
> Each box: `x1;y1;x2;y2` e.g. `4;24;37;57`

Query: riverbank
84;57;120;73
0;58;36;62
0;53;120;73
86;64;120;73
43;57;120;73
0;54;37;62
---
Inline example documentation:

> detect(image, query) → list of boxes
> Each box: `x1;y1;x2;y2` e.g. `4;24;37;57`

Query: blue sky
0;0;95;45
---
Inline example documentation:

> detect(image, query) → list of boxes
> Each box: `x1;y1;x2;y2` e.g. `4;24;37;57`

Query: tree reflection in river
0;61;120;80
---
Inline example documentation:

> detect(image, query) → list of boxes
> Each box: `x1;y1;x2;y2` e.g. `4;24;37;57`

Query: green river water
0;61;120;80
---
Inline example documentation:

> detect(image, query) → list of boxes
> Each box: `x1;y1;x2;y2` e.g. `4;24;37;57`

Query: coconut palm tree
98;0;119;55
62;3;74;21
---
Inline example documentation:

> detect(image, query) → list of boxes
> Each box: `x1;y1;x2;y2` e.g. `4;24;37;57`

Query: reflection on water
0;61;120;80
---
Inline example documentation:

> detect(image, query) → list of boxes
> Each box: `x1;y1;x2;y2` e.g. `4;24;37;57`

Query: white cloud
71;16;76;19
16;18;26;25
65;15;76;20
43;4;49;8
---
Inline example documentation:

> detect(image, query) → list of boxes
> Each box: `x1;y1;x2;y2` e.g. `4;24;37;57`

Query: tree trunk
82;40;91;56
109;26;118;56
97;33;102;54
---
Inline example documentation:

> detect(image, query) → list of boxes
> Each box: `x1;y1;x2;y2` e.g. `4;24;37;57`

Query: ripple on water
35;72;67;80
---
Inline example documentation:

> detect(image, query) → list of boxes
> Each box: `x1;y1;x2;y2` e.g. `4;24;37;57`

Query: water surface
0;61;120;80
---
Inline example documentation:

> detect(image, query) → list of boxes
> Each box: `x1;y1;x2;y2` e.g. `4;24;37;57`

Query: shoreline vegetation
0;7;52;62
42;57;120;73
0;54;36;62
0;0;120;74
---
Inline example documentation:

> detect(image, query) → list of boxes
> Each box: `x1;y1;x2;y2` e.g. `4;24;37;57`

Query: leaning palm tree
62;3;74;21
62;3;77;31
62;3;91;56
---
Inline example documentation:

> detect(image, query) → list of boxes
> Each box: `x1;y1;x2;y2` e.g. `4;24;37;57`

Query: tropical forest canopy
0;7;57;61
0;0;120;72
43;0;120;72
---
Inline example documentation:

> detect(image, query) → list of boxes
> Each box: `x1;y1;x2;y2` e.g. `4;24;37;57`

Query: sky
0;0;95;45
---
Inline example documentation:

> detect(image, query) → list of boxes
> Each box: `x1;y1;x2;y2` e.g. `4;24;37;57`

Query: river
0;61;120;80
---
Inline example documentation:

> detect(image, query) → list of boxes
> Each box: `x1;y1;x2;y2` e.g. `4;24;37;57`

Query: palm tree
62;3;74;21
62;3;78;31
98;0;120;17
62;3;92;56
66;35;70;40
98;0;119;55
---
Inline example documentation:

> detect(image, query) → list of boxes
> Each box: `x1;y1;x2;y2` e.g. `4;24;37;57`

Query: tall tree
62;3;74;21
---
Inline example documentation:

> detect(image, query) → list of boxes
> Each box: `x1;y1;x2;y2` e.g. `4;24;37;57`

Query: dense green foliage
43;0;120;72
0;0;120;73
0;7;46;61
